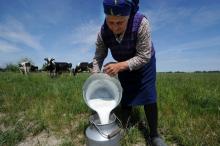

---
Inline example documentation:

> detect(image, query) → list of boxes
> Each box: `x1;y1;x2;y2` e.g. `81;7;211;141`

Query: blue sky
0;0;220;72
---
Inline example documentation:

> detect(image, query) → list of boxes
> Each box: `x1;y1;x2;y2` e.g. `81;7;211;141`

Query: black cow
74;62;93;75
0;68;5;72
44;58;72;77
30;65;38;72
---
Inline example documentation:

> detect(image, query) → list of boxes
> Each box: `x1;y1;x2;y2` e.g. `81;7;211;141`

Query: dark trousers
121;103;159;138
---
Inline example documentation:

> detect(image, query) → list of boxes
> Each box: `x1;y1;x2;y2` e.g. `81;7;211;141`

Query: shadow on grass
113;106;152;146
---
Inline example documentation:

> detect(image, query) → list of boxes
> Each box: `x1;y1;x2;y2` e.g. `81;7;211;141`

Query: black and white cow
0;68;5;72
30;65;38;72
73;62;93;75
44;58;72;77
18;61;31;75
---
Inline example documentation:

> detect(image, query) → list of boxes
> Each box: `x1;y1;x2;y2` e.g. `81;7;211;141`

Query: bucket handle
90;114;122;139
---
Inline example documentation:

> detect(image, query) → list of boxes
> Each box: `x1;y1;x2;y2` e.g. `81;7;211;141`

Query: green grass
0;72;220;146
157;73;220;146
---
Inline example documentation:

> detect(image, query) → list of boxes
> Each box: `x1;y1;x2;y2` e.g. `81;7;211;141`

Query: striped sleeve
92;31;108;73
127;17;152;71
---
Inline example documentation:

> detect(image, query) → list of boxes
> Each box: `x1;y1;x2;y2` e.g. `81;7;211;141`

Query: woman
93;0;167;145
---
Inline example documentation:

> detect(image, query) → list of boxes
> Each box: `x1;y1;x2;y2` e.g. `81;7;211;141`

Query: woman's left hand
103;63;120;76
103;61;129;76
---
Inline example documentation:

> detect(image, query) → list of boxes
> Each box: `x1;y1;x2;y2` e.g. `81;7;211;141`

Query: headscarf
103;0;139;16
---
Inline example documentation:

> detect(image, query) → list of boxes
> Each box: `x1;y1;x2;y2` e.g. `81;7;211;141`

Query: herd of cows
18;58;93;76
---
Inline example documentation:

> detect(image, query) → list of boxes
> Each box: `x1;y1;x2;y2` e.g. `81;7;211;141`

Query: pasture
0;72;219;146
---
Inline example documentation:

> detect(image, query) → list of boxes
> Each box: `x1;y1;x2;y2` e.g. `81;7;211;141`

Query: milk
88;98;117;124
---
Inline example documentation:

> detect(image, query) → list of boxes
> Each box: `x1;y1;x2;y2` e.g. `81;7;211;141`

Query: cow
0;68;5;72
44;58;72;77
18;61;31;75
30;65;38;72
73;62;93;75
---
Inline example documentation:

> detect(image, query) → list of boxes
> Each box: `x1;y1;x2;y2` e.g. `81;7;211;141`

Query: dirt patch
132;143;146;146
0;113;5;118
0;123;7;132
0;113;7;132
62;113;89;145
17;130;62;146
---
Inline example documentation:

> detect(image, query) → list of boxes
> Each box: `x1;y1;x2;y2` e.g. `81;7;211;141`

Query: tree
5;63;19;72
41;63;48;71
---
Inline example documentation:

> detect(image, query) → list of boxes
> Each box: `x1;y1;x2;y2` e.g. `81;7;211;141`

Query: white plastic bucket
83;73;122;112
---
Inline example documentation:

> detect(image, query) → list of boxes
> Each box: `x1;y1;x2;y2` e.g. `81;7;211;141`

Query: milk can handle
90;114;122;139
115;115;123;129
90;120;109;138
108;116;123;138
107;128;121;139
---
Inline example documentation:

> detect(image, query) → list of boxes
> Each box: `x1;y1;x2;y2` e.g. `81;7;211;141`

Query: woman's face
106;15;129;35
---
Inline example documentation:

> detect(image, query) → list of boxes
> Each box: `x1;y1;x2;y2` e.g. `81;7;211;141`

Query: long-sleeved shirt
93;17;152;72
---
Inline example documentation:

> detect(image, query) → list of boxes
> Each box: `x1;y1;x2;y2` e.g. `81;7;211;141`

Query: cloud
69;20;101;53
36;19;102;66
156;36;220;71
144;6;192;31
18;0;73;26
70;20;101;45
0;40;21;53
144;5;220;32
140;2;220;71
190;6;220;27
158;36;220;55
0;17;44;51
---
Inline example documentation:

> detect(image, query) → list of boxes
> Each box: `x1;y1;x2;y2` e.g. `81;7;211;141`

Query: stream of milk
88;98;117;124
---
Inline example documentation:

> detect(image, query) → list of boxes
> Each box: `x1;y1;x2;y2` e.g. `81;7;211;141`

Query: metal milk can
83;73;123;146
85;113;122;146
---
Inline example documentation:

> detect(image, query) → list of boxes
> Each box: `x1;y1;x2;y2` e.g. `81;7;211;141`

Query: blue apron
101;13;157;106
118;53;157;106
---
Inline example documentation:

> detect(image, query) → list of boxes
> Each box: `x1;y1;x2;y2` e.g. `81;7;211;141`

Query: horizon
0;0;220;72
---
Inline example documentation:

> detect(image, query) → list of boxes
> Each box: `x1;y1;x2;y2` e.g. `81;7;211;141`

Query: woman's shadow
113;106;152;146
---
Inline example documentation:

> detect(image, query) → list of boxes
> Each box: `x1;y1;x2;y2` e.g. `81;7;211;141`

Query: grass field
0;72;219;146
